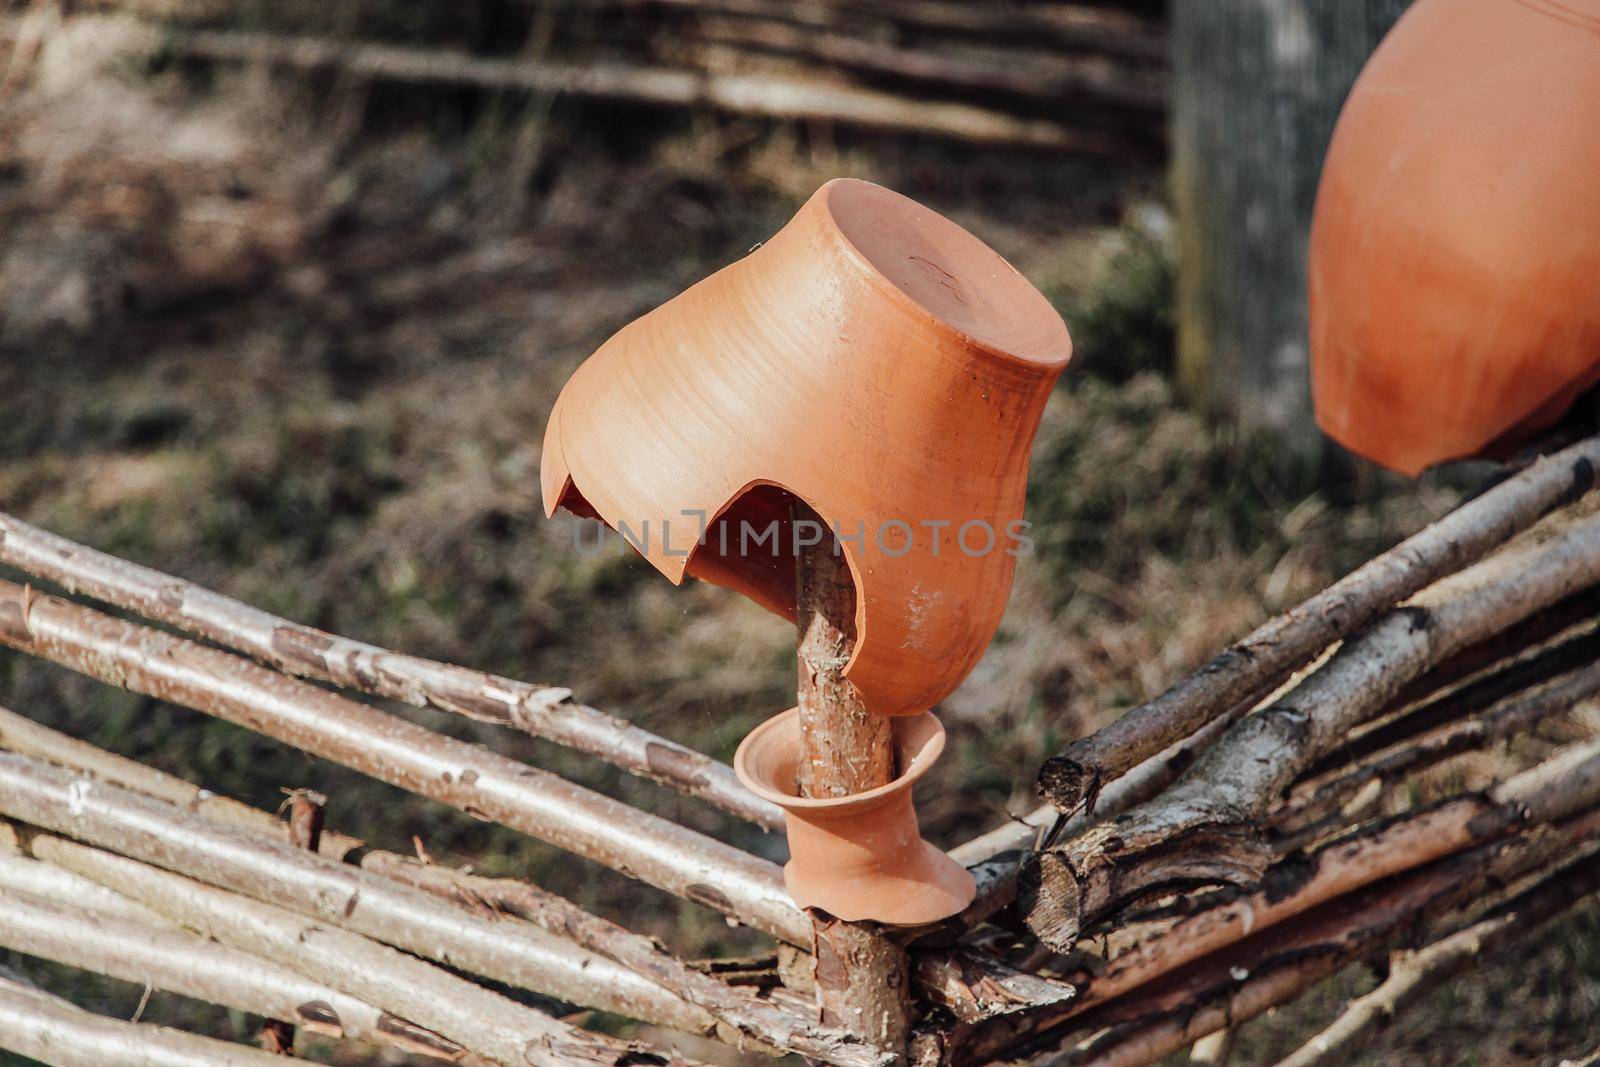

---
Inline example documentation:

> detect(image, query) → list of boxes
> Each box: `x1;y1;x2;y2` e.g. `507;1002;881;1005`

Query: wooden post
791;498;910;1052
1171;0;1412;465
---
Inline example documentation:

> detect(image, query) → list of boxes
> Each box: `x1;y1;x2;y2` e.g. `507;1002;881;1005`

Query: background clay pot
542;178;1071;715
1309;0;1600;477
734;708;975;924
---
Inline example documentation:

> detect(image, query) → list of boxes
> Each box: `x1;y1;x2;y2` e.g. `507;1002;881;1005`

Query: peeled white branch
0;864;465;1061
0;704;885;1066
0;510;782;829
0;972;293;1067
25;833;696;1067
1038;435;1600;814
0;579;810;944
0;750;717;1036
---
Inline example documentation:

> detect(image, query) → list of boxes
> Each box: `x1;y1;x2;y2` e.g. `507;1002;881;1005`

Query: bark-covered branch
366;856;891;1066
1304;619;1600;783
0;970;297;1067
1043;831;1600;1067
23;832;695;1067
1036;435;1600;815
953;693;1256;926
1277;656;1600;841
0;707;886;1066
1022;509;1600;951
0;750;717;1036
0;578;810;944
0;510;782;830
0;858;465;1061
961;743;1600;1065
1274;845;1600;1066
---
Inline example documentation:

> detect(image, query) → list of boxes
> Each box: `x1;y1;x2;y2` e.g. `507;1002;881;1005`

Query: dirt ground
1;16;1597;1066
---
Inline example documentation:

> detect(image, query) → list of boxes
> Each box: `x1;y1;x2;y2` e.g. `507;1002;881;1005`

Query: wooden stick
954;693;1255;928
0;749;717;1036
0;970;296;1067
1037;435;1600;815
365;857;893;1067
961;746;1600;1064
791;499;910;1053
0;705;885;1066
0;579;811;945
1375;582;1600;714
24;833;698;1067
0;510;783;830
263;788;328;1054
1047;839;1600;1067
0;863;466;1062
794;501;895;797
1014;808;1600;1067
1306;620;1600;781
1277;657;1600;840
1023;507;1600;951
1274;850;1600;1066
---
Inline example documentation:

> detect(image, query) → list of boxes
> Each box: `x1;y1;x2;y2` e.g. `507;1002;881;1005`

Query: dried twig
0;579;811;944
1036;436;1600;815
1022;509;1600;951
0;510;781;829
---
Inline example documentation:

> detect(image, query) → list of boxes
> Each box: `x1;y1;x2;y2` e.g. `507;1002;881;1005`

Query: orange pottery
1308;0;1600;476
733;708;975;924
541;177;1071;716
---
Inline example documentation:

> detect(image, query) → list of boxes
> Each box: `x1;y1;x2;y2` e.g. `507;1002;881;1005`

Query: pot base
735;709;976;925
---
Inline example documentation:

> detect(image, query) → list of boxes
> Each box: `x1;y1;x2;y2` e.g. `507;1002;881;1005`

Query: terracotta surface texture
1309;0;1600;477
542;178;1071;714
734;708;976;924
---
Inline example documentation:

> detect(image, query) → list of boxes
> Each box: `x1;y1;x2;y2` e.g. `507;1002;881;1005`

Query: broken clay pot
734;708;975;924
542;178;1071;715
1309;0;1600;477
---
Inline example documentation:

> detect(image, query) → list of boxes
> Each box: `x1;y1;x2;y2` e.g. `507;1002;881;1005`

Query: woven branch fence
20;0;1167;157
0;434;1597;1065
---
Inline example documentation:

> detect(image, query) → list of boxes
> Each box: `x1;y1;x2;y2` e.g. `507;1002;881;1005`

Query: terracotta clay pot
542;178;1071;715
1308;0;1600;477
734;708;975;924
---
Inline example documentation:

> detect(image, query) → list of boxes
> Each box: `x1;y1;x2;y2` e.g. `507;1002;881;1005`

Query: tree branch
23;832;698;1067
0;579;811;944
1036;436;1600;815
0;750;717;1036
0;970;296;1067
0;858;466;1062
0;510;782;830
1022;509;1600;951
1274;843;1600;1067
